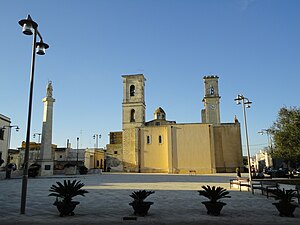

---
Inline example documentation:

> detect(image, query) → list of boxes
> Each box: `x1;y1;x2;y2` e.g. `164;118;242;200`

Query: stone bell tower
122;74;146;130
39;81;55;176
121;74;146;172
201;75;221;124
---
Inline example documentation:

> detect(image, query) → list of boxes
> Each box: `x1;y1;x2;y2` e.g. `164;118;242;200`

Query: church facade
106;74;243;174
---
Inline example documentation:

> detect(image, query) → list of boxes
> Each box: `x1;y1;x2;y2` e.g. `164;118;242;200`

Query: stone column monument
39;81;55;176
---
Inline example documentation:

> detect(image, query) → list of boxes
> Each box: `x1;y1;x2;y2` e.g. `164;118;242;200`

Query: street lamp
1;125;20;147
76;137;79;168
234;94;252;182
33;132;42;143
258;129;272;150
1;125;20;134
258;129;273;168
93;134;101;149
93;134;101;168
19;15;49;214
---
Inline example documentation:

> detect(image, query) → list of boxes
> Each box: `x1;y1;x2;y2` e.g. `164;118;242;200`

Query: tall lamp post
76;137;79;168
258;129;272;150
234;94;252;182
258;129;273;168
19;15;49;214
93;134;101;168
33;132;42;143
93;134;101;149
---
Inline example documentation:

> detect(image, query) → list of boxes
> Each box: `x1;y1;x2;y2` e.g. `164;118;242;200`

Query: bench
251;181;263;194
230;178;250;191
265;183;279;198
252;181;300;203
189;170;196;175
251;180;277;197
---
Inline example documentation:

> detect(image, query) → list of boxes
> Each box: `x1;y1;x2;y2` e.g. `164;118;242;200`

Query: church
106;74;243;174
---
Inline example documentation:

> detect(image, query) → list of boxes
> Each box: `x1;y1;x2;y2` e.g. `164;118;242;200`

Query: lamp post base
38;160;54;176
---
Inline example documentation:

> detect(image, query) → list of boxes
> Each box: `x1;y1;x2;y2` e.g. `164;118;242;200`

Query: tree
270;106;300;165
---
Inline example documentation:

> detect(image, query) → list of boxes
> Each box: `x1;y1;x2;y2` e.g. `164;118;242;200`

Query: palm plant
49;179;88;204
272;188;296;203
272;188;299;217
198;185;231;203
130;190;155;203
198;185;231;216
49;179;88;216
129;190;155;216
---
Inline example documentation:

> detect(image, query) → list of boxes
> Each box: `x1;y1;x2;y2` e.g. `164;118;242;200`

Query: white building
255;149;273;172
0;114;11;168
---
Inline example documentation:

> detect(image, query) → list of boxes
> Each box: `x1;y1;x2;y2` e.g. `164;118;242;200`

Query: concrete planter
202;201;226;216
272;202;298;217
54;201;79;216
64;166;77;175
129;201;153;216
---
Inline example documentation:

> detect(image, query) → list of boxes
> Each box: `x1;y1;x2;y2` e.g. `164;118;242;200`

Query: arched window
158;135;163;144
157;113;160;119
0;129;4;140
130;85;135;96
130;109;135;122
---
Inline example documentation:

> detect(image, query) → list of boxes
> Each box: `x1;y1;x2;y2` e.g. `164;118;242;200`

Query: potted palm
79;165;88;175
198;185;231;216
272;188;299;217
129;190;155;216
28;163;41;177
49;179;88;216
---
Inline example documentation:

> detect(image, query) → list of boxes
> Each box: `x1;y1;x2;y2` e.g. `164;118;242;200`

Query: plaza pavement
0;172;299;225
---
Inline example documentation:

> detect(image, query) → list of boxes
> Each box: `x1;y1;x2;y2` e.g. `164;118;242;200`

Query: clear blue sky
1;0;299;157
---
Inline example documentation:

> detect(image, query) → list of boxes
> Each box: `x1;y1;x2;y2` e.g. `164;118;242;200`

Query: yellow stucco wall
137;124;216;174
171;124;215;174
121;123;243;174
140;126;169;172
213;123;243;172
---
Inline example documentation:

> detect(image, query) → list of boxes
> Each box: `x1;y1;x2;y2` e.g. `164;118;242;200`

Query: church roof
155;107;165;114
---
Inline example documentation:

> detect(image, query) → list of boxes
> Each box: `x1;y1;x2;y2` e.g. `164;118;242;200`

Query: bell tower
201;75;221;124
122;74;146;130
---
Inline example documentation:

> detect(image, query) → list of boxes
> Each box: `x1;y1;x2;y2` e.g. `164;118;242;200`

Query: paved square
0;173;299;224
